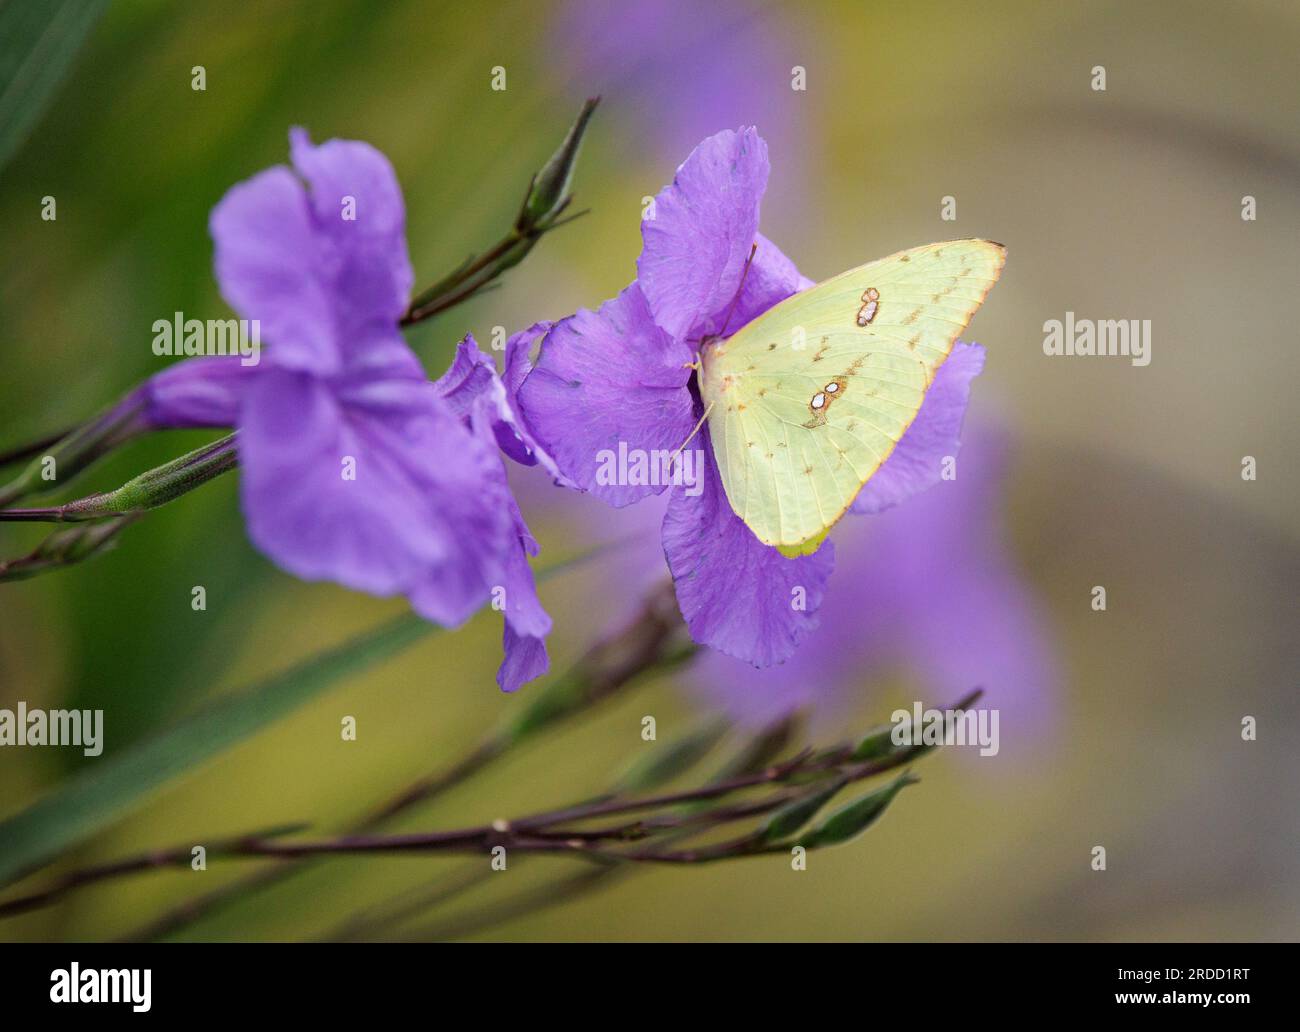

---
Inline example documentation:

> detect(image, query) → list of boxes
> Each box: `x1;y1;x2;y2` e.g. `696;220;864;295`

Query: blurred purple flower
553;0;812;186
690;421;1059;753
145;130;550;692
515;128;977;668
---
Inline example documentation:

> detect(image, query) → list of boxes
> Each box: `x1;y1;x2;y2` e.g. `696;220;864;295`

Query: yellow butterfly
697;239;1005;555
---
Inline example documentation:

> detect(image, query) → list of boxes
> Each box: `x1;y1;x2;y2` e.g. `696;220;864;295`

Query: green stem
0;514;141;583
0;389;150;508
0;434;236;522
400;97;599;327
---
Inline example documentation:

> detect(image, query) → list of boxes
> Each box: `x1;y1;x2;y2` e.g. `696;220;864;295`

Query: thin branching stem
0;706;952;919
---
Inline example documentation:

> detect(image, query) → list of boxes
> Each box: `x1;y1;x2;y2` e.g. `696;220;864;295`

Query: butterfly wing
699;239;1005;550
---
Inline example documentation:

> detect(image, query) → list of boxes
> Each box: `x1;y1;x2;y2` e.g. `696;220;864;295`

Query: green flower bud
518;96;599;231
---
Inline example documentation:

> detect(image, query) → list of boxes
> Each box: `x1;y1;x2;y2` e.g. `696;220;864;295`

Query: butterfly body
698;239;1005;552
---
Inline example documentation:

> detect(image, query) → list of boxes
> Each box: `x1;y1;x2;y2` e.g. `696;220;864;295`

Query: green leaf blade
0;0;109;172
0;611;432;888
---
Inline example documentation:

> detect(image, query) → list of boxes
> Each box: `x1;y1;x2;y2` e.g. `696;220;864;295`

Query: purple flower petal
501;321;572;484
503;322;549;402
690;425;1059;755
636;127;769;339
404;389;553;692
516;284;696;506
209;130;414;379
238;367;485;597
662;431;835;666
145;356;255;429
499;624;549;694
433;334;544;469
851;342;985;515
288;128;414;337
718;231;815;334
495;503;552;692
181;129;554;694
210;166;338;375
433;335;500;419
402;392;545;629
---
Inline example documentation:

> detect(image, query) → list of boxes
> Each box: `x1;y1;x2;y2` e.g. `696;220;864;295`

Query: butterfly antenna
669;401;716;466
716;242;759;338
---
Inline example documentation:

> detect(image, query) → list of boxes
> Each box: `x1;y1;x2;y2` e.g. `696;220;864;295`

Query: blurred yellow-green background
1;0;1297;941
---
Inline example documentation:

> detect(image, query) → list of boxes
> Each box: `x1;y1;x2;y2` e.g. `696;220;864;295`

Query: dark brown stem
0;824;307;919
382;713;812;940
0;715;931;919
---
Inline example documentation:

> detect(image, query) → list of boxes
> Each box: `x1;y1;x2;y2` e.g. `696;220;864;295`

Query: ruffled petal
503;322;550;402
500;495;549;633
433;334;500;418
661;431;835;666
144;356;256;429
850;342;985;515
501;322;571;483
516;284;696;506
433;334;538;468
637;127;769;340
396;415;521;629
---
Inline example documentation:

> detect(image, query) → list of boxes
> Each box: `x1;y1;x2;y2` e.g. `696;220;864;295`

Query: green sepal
799;771;919;848
760;775;849;844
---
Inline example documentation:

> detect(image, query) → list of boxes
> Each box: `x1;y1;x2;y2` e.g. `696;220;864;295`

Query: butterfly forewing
699;239;1005;548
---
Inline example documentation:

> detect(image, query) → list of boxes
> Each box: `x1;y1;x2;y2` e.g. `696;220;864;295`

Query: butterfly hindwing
699;239;1005;550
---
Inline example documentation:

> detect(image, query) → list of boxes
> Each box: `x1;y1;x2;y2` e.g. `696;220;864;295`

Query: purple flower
515;128;980;667
145;130;550;692
689;421;1060;758
552;0;813;191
